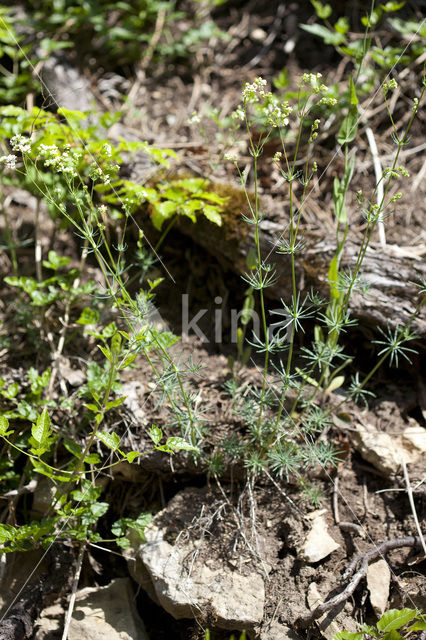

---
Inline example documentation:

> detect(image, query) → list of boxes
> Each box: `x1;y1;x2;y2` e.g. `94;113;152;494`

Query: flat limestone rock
367;559;391;617
307;582;358;640
352;422;426;474
136;523;265;631
299;511;340;564
260;621;302;639
35;578;148;640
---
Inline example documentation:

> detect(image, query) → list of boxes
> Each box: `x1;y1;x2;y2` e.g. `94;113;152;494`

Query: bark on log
175;215;426;339
0;544;75;640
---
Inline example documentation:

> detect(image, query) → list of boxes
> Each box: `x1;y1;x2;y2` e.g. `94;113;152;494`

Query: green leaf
0;523;16;543
77;307;99;325
149;425;162;445
380;2;405;13
31;408;51;445
84;453;100;464
98;345;112;361
116;537;131;548
63;438;82;458
328;255;340;300
42;250;71;271
349;76;358;106
151;201;177;230
98;431;121;451
377;609;419;633
311;0;332;19
0;415;12;437
126;451;140;463
118;353;136;370
89;502;109;518
333;632;363;640
334;17;349;34
382;630;404;640
300;23;346;46
203;205;223;226
337;105;358;145
105;397;126;412
325;375;345;394
5;276;37;294
408;622;426;631
165;437;199;452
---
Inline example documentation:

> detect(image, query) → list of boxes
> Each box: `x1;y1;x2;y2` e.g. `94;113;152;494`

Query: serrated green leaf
149;425;162;445
377;609;419;633
98;345;112;361
165;437;199;452
203;205;222;226
98;431;121;451
32;408;51;445
151;201;177;230
126;451;140;463
0;523;16;543
118;353;136;370
89;501;109;518
42;250;71;271
0;415;12;437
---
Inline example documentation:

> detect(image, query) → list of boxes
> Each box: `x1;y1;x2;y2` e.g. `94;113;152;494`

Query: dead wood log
175;215;426;339
0;543;75;640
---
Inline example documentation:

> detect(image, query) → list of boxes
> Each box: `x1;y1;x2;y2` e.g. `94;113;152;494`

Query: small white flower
242;77;268;103
0;154;17;169
224;152;238;164
10;134;32;154
188;112;201;125
102;143;112;157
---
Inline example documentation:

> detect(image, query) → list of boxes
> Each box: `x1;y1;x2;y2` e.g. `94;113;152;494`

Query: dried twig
365;126;385;248
296;536;421;629
61;542;86;640
401;459;426;556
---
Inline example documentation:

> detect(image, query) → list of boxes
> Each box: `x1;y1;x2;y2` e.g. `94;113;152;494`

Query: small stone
251;28;267;41
352;422;426;474
299;513;340;563
367;559;391;616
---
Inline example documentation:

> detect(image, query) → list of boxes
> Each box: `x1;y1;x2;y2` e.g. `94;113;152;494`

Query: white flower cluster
10;134;32;154
38;143;79;177
242;77;267;103
0;154;17;169
300;72;327;93
263;98;292;128
224;152;238;164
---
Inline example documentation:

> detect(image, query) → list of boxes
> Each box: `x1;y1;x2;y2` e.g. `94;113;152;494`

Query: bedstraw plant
207;63;425;481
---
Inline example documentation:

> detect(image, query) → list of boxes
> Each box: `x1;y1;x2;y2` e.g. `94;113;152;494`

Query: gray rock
133;522;265;631
299;511;340;564
34;578;148;640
